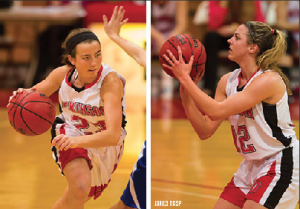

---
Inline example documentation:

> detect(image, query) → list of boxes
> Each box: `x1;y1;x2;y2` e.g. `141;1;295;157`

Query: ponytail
244;21;292;95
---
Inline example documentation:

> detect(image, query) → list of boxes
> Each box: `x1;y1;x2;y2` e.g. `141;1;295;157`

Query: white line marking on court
152;187;219;200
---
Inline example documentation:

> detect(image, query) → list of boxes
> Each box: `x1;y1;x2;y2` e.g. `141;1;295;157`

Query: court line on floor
152;178;223;191
151;187;219;200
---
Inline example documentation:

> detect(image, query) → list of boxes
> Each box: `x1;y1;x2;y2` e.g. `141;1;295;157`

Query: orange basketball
159;34;206;78
7;91;56;136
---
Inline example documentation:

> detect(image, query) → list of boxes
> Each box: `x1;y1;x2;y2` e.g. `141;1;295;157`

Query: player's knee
69;181;90;201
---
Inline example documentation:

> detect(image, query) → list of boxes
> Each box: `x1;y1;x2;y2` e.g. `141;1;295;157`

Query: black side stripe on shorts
51;117;65;173
264;146;293;209
262;102;291;147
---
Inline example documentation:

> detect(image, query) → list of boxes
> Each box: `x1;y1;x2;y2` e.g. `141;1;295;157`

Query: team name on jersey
62;101;104;116
238;108;254;119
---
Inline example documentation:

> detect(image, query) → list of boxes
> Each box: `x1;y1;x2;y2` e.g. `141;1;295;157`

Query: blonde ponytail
244;21;292;95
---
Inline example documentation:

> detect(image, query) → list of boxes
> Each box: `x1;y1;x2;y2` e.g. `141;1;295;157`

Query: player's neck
73;75;97;88
239;62;259;81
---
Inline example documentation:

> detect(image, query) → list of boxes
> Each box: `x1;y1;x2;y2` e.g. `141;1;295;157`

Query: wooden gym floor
0;91;298;209
151;98;299;209
0;92;145;209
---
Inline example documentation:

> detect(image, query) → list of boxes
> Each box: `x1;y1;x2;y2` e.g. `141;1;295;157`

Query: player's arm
164;47;283;120
8;65;69;106
32;65;69;97
180;71;282;121
79;72;124;147
103;6;146;68
53;72;124;149
181;73;229;140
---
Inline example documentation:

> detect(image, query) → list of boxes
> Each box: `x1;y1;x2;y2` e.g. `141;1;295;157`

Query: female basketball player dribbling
8;28;127;209
162;21;299;209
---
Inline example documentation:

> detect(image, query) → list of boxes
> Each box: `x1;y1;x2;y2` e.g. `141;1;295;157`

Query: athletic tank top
58;63;127;136
226;68;297;160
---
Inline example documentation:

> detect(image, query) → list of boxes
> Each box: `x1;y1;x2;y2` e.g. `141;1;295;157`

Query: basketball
7;91;56;136
159;34;206;78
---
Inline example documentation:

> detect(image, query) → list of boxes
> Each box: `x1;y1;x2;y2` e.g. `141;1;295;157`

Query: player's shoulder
101;63;125;84
52;65;72;75
259;70;281;80
219;72;233;85
51;65;72;78
104;71;122;84
101;71;124;98
254;70;284;87
215;72;233;95
47;65;72;85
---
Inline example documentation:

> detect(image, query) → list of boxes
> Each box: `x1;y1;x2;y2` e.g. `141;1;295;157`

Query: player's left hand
162;46;194;82
103;6;128;39
52;134;79;151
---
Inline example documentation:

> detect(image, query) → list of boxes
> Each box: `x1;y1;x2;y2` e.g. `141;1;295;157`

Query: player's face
227;25;252;63
70;40;102;77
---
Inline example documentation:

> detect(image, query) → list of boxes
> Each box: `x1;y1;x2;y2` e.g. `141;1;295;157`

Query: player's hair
243;21;292;95
61;28;101;66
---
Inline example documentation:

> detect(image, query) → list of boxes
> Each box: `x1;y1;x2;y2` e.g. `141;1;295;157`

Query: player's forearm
110;35;146;68
32;79;59;97
77;129;121;148
181;92;214;140
180;75;224;120
32;65;68;97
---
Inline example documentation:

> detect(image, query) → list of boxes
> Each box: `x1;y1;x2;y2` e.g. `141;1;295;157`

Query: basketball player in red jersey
162;21;299;209
104;6;146;209
8;28;127;209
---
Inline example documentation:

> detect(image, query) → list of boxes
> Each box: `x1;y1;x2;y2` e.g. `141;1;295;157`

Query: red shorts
51;117;126;200
58;148;93;172
57;147;110;199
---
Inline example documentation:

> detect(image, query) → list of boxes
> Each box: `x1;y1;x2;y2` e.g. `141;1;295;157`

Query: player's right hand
162;46;194;81
7;87;36;107
52;134;79;151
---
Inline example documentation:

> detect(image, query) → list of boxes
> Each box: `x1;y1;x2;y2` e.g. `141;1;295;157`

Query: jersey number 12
231;125;256;154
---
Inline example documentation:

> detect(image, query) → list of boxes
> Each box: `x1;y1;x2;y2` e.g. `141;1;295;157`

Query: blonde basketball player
162;21;299;209
8;28;127;209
